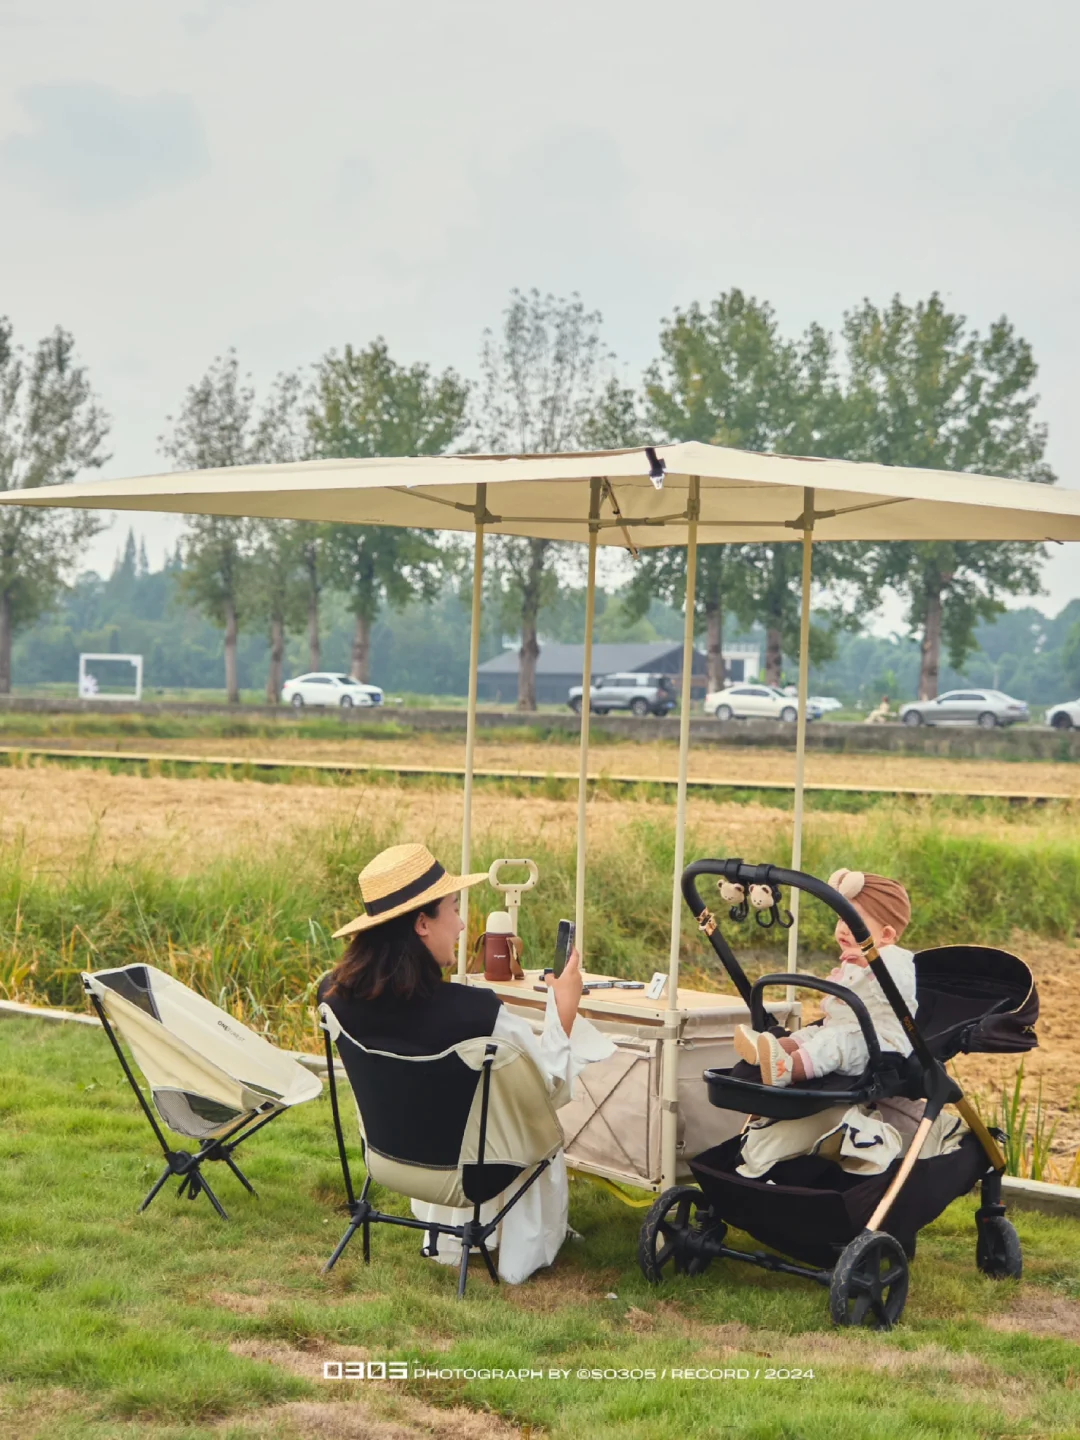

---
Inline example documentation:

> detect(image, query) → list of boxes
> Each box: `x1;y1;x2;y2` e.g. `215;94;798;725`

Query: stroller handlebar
683;857;934;1075
682;859;872;946
751;971;884;1072
681;859;872;1014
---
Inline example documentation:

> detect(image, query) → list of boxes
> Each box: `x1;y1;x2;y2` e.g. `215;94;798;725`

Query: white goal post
78;653;144;702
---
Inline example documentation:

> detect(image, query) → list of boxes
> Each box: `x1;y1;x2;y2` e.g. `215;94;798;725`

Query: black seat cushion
339;1041;481;1168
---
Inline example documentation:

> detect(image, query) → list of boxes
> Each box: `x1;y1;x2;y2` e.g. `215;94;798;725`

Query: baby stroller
637;859;1039;1330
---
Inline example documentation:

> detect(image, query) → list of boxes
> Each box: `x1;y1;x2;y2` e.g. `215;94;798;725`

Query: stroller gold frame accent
637;859;1038;1329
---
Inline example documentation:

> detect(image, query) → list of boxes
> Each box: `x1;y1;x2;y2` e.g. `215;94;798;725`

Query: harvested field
4;763;1079;875
3;729;1079;795
0;763;799;872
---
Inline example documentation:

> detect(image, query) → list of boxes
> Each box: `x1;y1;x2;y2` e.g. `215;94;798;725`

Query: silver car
900;689;1029;729
568;672;676;717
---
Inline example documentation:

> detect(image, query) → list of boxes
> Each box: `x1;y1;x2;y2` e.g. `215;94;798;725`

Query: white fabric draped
410;988;616;1283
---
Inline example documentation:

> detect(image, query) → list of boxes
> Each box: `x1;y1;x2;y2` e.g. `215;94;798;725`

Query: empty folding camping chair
84;964;323;1219
319;1002;564;1297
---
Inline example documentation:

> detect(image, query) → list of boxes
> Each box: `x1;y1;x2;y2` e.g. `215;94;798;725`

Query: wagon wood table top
460;969;753;1026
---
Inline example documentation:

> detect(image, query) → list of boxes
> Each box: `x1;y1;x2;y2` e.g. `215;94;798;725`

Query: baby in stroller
734;868;916;1087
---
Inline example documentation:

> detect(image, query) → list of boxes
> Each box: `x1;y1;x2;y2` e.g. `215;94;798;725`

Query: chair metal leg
190;1167;230;1221
457;1243;471;1299
478;1242;500;1285
222;1152;258;1196
362;1218;371;1263
324;1216;363;1274
139;1162;176;1213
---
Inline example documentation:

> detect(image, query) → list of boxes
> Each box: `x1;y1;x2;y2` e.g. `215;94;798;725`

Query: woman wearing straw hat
318;843;615;1285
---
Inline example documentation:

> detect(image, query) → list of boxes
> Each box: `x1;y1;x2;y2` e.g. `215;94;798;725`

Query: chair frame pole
90;992;172;1158
324;1022;356;1210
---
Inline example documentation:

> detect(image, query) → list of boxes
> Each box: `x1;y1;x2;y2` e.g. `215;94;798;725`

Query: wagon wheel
976;1214;1022;1280
638;1186;722;1284
829;1230;909;1330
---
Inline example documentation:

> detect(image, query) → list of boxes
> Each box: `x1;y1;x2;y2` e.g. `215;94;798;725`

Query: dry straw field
9;728;1080;796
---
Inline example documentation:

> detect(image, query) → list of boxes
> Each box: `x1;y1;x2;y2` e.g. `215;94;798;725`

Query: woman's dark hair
324;899;445;1004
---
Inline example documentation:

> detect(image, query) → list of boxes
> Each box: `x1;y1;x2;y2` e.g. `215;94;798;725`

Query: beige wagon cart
7;441;1080;1201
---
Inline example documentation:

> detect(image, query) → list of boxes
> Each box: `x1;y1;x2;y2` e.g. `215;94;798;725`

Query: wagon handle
487;858;539;938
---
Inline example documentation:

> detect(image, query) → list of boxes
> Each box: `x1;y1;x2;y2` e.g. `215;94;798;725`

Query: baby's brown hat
828;868;911;938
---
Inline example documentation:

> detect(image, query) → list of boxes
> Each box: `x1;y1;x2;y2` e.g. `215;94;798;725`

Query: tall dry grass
2;768;1079;1051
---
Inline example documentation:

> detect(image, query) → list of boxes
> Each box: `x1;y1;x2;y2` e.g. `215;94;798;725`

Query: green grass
4;1018;1080;1439
3;803;1080;1051
0;709;620;749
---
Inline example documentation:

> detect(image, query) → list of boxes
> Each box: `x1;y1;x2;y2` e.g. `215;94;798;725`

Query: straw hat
332;843;489;939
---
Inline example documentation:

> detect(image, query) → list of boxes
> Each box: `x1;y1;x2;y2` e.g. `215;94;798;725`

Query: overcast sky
2;0;1078;623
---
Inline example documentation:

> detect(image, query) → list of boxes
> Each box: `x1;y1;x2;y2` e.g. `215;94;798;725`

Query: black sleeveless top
317;972;501;1057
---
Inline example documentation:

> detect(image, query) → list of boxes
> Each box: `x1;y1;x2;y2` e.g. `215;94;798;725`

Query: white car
810;695;844;713
281;672;384;708
704;684;823;723
1046;698;1080;731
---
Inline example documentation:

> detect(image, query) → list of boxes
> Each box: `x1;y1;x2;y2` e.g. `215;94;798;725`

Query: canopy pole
456;485;486;982
661;476;700;1189
786;487;815;997
574;478;603;965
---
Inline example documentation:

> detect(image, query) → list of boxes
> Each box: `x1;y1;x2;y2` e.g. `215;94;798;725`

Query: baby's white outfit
788;943;917;1079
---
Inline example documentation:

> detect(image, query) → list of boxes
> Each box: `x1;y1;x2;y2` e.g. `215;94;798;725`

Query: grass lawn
4;1020;1080;1439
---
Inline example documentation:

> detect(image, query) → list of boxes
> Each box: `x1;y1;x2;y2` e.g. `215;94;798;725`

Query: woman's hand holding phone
545;946;583;1037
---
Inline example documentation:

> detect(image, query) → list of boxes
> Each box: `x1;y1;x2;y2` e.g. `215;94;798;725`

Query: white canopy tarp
3;440;1079;543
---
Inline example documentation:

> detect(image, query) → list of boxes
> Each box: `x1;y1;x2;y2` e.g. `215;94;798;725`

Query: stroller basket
688;1130;988;1269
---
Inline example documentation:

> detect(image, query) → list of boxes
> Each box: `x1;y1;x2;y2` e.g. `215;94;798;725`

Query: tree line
16;542;1080;707
0;288;1057;705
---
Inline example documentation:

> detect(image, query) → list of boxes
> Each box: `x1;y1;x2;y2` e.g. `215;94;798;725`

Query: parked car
1046;698;1080;730
810;695;845;713
567;672;676;717
899;689;1029;729
281;672;384;708
704;684;823;723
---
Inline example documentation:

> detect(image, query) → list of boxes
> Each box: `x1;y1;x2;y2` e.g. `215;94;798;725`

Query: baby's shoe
757;1032;794;1087
734;1023;760;1066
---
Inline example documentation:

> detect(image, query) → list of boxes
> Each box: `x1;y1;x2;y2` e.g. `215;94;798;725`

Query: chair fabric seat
84;965;322;1140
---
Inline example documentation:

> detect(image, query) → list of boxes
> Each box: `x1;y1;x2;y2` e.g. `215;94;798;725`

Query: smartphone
553;918;575;978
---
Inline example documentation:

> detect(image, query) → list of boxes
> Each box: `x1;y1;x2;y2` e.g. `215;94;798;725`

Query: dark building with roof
475;640;758;706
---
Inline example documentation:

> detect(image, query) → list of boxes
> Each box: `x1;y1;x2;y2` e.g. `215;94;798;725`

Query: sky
2;0;1078;627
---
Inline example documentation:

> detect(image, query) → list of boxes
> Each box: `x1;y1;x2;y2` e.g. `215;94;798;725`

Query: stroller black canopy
913;945;1038;1060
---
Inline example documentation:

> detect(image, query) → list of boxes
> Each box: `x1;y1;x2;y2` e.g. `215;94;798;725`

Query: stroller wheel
976;1214;1022;1280
830;1231;909;1330
638;1186;722;1284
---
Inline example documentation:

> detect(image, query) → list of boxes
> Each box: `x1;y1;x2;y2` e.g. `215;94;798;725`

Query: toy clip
718;877;749;923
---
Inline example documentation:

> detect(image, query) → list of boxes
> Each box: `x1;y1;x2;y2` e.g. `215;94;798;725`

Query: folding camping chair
83;964;323;1219
319;1002;564;1297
